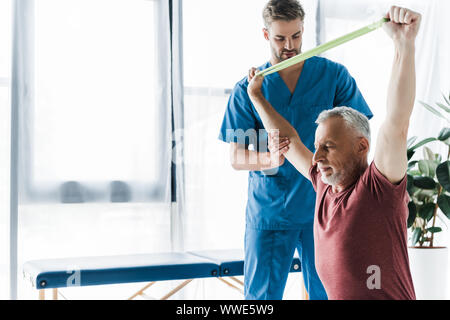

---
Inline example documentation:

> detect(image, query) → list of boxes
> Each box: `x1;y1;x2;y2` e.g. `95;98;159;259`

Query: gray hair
315;106;371;145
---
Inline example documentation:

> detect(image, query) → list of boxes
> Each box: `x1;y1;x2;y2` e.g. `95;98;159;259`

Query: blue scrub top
219;56;373;230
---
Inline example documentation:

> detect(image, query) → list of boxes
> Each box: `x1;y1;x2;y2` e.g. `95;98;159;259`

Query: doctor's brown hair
262;0;305;28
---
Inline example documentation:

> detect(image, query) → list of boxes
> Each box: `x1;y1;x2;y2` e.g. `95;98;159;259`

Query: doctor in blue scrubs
219;0;372;300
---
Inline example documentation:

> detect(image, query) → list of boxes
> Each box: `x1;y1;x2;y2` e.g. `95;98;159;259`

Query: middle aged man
247;5;420;299
219;0;372;300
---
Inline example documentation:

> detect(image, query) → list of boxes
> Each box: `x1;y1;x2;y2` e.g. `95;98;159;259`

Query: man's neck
270;58;304;94
270;58;304;76
332;161;369;193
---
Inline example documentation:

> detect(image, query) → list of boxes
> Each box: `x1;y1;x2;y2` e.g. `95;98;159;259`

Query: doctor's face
264;18;304;63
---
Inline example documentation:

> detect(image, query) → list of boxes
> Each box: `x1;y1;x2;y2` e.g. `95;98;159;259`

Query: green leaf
418;202;435;221
406;174;420;197
437;194;450;219
444;137;450;146
407;174;415;195
443;93;450;107
413;176;437;189
415;189;437;202
436;102;450;113
438;128;450;141
407;136;418;148
423;146;435;161
409;137;437;151
408;161;418;169
408;170;421;176
427;227;442;233
419;101;448;121
407;149;415;161
436;161;450;192
412;227;422;246
407;201;417;228
418;160;437;177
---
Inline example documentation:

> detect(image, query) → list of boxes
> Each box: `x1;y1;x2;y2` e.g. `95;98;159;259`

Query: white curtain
10;0;174;299
410;0;450;148
0;0;12;301
409;0;450;269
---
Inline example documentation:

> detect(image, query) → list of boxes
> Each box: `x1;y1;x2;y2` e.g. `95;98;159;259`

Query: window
21;0;167;203
13;0;174;299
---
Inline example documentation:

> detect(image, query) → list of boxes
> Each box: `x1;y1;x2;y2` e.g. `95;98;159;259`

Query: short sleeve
362;162;408;202
218;82;258;146
309;163;319;192
334;64;373;120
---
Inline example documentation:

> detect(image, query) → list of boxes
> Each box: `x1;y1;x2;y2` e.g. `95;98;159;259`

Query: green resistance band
256;17;389;77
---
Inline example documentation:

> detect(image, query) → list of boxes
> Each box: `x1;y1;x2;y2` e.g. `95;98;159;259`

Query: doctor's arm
374;6;421;184
247;68;313;180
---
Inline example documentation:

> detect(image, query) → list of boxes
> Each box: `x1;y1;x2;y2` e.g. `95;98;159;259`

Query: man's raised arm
374;6;421;184
247;69;313;179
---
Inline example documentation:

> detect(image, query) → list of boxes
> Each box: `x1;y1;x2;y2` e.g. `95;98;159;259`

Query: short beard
320;158;361;187
272;47;301;63
320;170;343;186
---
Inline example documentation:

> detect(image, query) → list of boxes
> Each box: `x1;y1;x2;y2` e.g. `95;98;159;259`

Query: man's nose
313;149;324;163
285;38;294;50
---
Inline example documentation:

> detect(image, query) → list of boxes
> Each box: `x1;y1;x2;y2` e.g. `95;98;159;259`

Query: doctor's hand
383;6;421;47
247;67;264;100
267;130;290;168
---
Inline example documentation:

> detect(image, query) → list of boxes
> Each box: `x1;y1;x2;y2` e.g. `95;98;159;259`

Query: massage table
23;249;303;300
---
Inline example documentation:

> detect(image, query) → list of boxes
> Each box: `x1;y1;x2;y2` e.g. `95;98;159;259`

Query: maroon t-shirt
309;161;416;300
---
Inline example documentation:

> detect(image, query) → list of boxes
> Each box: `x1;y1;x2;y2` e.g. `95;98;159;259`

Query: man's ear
263;28;270;41
357;137;370;156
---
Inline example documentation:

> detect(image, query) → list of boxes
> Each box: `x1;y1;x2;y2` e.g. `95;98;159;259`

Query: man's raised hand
383;6;421;46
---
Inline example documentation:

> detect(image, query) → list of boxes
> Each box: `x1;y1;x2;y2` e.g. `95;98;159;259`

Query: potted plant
406;93;450;300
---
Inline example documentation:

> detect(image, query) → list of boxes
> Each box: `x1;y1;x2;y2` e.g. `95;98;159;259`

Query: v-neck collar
269;58;309;105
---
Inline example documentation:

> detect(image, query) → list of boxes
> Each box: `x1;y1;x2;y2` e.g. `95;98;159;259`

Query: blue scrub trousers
244;223;328;300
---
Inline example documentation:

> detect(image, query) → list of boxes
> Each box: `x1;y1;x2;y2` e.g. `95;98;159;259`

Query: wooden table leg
39;289;45;300
217;277;244;294
161;279;193;300
229;276;244;286
128;282;156;300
